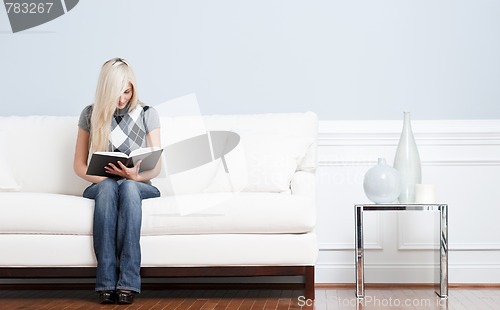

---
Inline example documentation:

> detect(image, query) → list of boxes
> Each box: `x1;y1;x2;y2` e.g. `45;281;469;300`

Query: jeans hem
95;287;117;292
116;286;141;294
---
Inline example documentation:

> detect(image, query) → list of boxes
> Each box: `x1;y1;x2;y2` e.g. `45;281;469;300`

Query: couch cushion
202;113;317;193
0;233;318;267
0;131;21;192
141;192;316;235
154;112;317;194
0;116;89;196
0;192;315;236
0;192;94;235
231;130;312;192
203;112;318;173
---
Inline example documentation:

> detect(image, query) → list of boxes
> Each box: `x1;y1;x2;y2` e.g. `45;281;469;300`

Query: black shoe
99;291;116;304
117;291;134;304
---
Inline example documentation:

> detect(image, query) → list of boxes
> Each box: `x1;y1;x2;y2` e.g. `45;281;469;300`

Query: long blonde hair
90;58;139;153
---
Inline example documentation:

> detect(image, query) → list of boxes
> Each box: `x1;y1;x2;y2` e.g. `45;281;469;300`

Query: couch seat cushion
0;192;315;236
141;192;315;235
0;192;94;235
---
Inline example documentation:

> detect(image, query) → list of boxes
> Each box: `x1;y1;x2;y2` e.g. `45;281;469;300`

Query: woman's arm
73;128;107;184
135;128;162;182
104;128;162;182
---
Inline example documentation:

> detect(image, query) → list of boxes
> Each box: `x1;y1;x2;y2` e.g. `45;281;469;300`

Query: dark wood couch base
0;266;315;300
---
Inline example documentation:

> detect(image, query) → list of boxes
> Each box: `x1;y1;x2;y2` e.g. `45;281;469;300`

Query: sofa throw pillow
0;131;21;191
205;130;313;193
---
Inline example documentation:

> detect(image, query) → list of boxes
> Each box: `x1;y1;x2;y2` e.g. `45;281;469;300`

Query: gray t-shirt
78;103;160;155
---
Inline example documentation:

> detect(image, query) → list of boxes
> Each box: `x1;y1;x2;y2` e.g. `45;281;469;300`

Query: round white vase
363;158;401;204
393;112;422;203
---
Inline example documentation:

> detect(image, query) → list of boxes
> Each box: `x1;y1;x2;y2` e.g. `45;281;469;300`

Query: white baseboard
315;263;500;284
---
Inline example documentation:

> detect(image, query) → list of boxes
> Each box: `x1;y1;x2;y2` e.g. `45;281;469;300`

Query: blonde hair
90;58;140;153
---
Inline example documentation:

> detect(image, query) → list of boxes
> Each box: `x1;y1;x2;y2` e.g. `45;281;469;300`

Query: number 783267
5;2;54;14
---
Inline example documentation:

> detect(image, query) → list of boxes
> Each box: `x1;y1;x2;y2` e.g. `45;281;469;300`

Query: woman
73;58;161;304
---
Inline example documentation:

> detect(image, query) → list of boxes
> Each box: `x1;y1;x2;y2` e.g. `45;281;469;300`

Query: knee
93;179;119;217
95;179;119;199
118;181;143;217
98;178;119;191
119;180;141;201
119;180;140;192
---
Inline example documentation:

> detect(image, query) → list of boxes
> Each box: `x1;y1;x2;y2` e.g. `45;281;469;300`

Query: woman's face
118;82;133;109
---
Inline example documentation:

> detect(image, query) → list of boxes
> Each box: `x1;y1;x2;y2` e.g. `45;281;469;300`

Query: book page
93;151;128;158
129;147;161;157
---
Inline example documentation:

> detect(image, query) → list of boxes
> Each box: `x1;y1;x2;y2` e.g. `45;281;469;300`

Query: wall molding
317;119;500;168
318;119;500;145
319;242;382;251
447;244;500;251
319;159;500;167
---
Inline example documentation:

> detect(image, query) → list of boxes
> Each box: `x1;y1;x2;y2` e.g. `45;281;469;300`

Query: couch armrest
291;171;316;197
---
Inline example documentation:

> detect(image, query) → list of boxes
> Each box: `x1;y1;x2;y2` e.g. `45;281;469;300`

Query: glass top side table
354;204;448;299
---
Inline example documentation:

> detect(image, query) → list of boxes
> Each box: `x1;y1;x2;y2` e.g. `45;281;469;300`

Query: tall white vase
393;112;421;203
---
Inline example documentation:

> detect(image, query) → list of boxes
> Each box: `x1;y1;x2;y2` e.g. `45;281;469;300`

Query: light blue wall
1;0;499;120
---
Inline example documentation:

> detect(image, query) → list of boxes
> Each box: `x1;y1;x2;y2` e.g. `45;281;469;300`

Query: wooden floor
0;287;499;309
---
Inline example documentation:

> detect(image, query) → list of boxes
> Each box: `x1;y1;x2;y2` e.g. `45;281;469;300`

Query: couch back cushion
154;112;317;195
0;131;22;191
0;116;88;196
0;112;317;196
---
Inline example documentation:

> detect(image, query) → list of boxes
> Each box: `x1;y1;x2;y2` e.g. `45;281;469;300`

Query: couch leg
304;266;315;300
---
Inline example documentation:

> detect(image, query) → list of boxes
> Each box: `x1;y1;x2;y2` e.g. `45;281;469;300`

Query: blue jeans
83;179;160;293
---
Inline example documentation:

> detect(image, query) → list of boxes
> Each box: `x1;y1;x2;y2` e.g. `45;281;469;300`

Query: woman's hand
105;160;143;181
100;128;162;183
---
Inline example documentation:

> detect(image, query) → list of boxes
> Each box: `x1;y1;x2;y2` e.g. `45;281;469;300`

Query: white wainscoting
315;119;500;284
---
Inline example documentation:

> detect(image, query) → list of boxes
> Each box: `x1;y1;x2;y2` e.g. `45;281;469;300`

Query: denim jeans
83;178;160;293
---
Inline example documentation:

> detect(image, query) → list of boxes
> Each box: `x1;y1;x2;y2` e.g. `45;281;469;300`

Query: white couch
0;112;318;298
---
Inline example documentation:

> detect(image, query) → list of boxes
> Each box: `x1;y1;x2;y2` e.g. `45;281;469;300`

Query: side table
354;204;448;298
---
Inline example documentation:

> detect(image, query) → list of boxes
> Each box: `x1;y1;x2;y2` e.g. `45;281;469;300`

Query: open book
86;147;163;177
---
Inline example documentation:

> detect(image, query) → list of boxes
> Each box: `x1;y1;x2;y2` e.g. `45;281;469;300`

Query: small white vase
393;112;422;203
363;158;401;204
